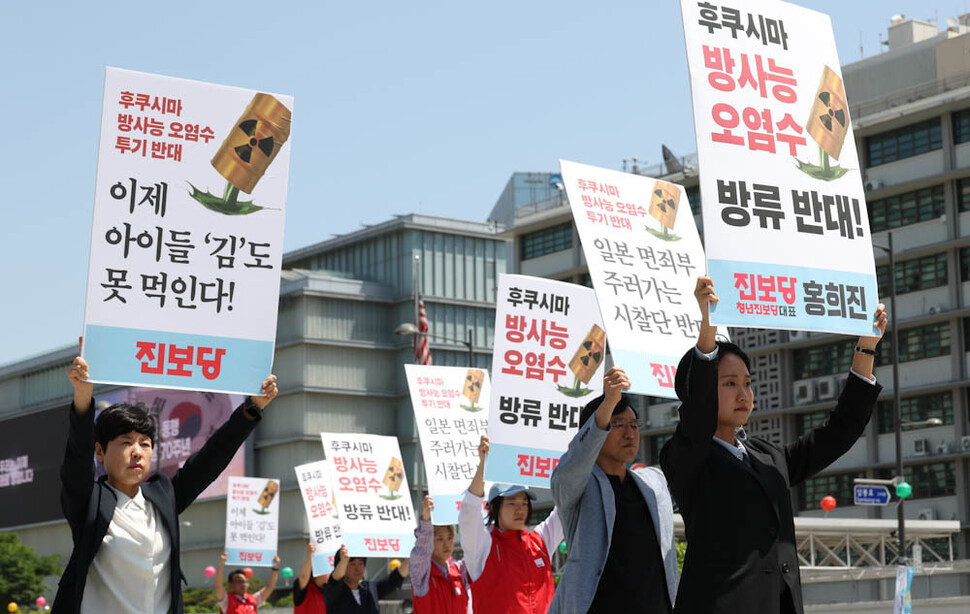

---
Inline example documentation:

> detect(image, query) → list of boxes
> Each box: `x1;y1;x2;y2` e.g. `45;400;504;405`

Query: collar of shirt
105;482;146;513
712;436;747;462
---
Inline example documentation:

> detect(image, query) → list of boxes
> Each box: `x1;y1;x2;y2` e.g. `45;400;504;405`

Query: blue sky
0;0;965;366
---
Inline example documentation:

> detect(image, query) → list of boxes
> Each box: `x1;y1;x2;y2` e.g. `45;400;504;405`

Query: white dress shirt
81;483;172;614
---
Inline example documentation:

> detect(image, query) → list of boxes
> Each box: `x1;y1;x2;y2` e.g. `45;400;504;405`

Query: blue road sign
854;484;891;506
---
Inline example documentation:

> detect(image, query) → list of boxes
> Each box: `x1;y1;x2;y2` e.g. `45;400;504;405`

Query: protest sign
486;274;605;487
295;460;342;575
405;364;490;525
681;0;877;335
560;161;708;398
225;476;280;567
319;433;416;557
83;67;293;394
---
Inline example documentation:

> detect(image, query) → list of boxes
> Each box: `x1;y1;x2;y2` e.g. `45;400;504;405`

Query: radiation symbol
233;119;276;164
816;91;846;134
578;341;602;368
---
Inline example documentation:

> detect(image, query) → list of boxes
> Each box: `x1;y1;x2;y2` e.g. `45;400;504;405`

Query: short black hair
228;569;247;583
716;341;751;371
486;494;534;528
333;548;366;568
95;402;157;451
579;392;639;429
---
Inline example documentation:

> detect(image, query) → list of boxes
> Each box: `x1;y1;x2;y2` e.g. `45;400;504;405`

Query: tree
0;532;61;606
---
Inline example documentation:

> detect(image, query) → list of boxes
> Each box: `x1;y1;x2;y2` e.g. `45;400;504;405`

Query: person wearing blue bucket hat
458;435;562;614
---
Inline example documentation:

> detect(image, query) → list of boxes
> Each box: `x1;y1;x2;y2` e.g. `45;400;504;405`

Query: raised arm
214;551;228;603
535;507;563;555
297;542;315;591
172;375;277;512
256;555;280;603
376;566;405;598
61;352;96;529
409;496;434;597
784;305;887;486
551;368;630;514
659;276;721;508
458;436;492;582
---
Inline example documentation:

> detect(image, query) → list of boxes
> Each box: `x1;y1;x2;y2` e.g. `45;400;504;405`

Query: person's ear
95;442;105;463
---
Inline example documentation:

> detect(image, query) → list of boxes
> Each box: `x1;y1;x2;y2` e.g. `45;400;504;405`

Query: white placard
486;274;605;488
225;476;280;567
561;160;708;399
295;460;343;575
319;433;416;557
681;0;877;336
83;67;293;394
405;364;490;525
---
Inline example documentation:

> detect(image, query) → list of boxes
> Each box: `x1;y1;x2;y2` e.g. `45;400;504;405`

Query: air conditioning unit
927;304;944;316
936;440;950;455
913;438;930;456
917;508;936;521
864;180;885;192
788;330;804;342
668;407;681;424
961;435;970;453
793;379;816;405
816;376;838;401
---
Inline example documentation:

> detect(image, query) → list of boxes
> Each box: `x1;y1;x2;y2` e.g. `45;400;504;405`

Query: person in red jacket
409;495;469;614
215;550;280;614
458;436;562;614
293;542;329;614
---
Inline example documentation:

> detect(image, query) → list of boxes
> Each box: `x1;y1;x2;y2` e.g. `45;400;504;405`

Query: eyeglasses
609;421;640;432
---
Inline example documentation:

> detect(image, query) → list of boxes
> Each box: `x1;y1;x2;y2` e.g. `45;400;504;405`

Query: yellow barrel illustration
569;324;606;384
649;181;680;230
463;369;485;404
806;66;849;161
211;93;292;194
383;457;405;493
257;479;279;509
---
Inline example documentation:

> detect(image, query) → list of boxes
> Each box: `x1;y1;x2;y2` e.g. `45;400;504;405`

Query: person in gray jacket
549;366;679;614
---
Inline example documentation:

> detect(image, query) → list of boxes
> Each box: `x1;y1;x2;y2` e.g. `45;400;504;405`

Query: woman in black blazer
660;277;887;614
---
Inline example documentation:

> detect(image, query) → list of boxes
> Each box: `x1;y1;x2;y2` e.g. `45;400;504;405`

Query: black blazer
660;347;880;614
53;398;261;614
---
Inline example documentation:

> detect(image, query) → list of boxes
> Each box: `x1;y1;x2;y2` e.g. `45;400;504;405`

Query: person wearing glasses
661;276;886;614
549;367;679;614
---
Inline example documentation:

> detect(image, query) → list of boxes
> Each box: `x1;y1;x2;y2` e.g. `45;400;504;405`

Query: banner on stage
319;433;416;557
295;460;343;575
486;274;605;487
560;161;708;399
681;0;877;336
225;476;280;567
83;67;293;395
405;364;490;525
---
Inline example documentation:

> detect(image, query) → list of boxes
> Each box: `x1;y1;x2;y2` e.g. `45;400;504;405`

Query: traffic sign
854;484;891;506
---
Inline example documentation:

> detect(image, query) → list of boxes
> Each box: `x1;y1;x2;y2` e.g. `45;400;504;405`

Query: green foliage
675;539;687;574
0;532;61;607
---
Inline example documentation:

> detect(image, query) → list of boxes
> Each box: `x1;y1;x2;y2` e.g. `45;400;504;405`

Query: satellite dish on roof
947;16;958;28
890;14;906;25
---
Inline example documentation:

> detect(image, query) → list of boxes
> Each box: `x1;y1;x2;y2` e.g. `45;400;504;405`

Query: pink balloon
35;598;46;608
820;496;837;512
204;566;216;578
243;567;254;578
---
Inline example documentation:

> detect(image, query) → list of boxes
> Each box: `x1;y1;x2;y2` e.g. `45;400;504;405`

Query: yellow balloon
7;603;18;613
389;559;401;571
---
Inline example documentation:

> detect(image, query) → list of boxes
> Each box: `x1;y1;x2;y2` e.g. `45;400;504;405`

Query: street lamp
395;322;475;367
872;231;908;564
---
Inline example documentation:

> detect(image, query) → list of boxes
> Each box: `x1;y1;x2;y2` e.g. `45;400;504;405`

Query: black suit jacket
660;347;880;614
53;398;261;614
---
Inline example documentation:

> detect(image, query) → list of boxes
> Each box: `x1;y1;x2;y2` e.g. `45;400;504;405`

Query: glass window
876;252;947;296
799;471;864;510
876;392;954;434
796;410;828;435
878;462;956;499
686;185;701;215
793;339;856;379
877;322;951;364
953;108;970;144
649;433;673;465
868;185;944;233
865;118;942;167
521;222;573;260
